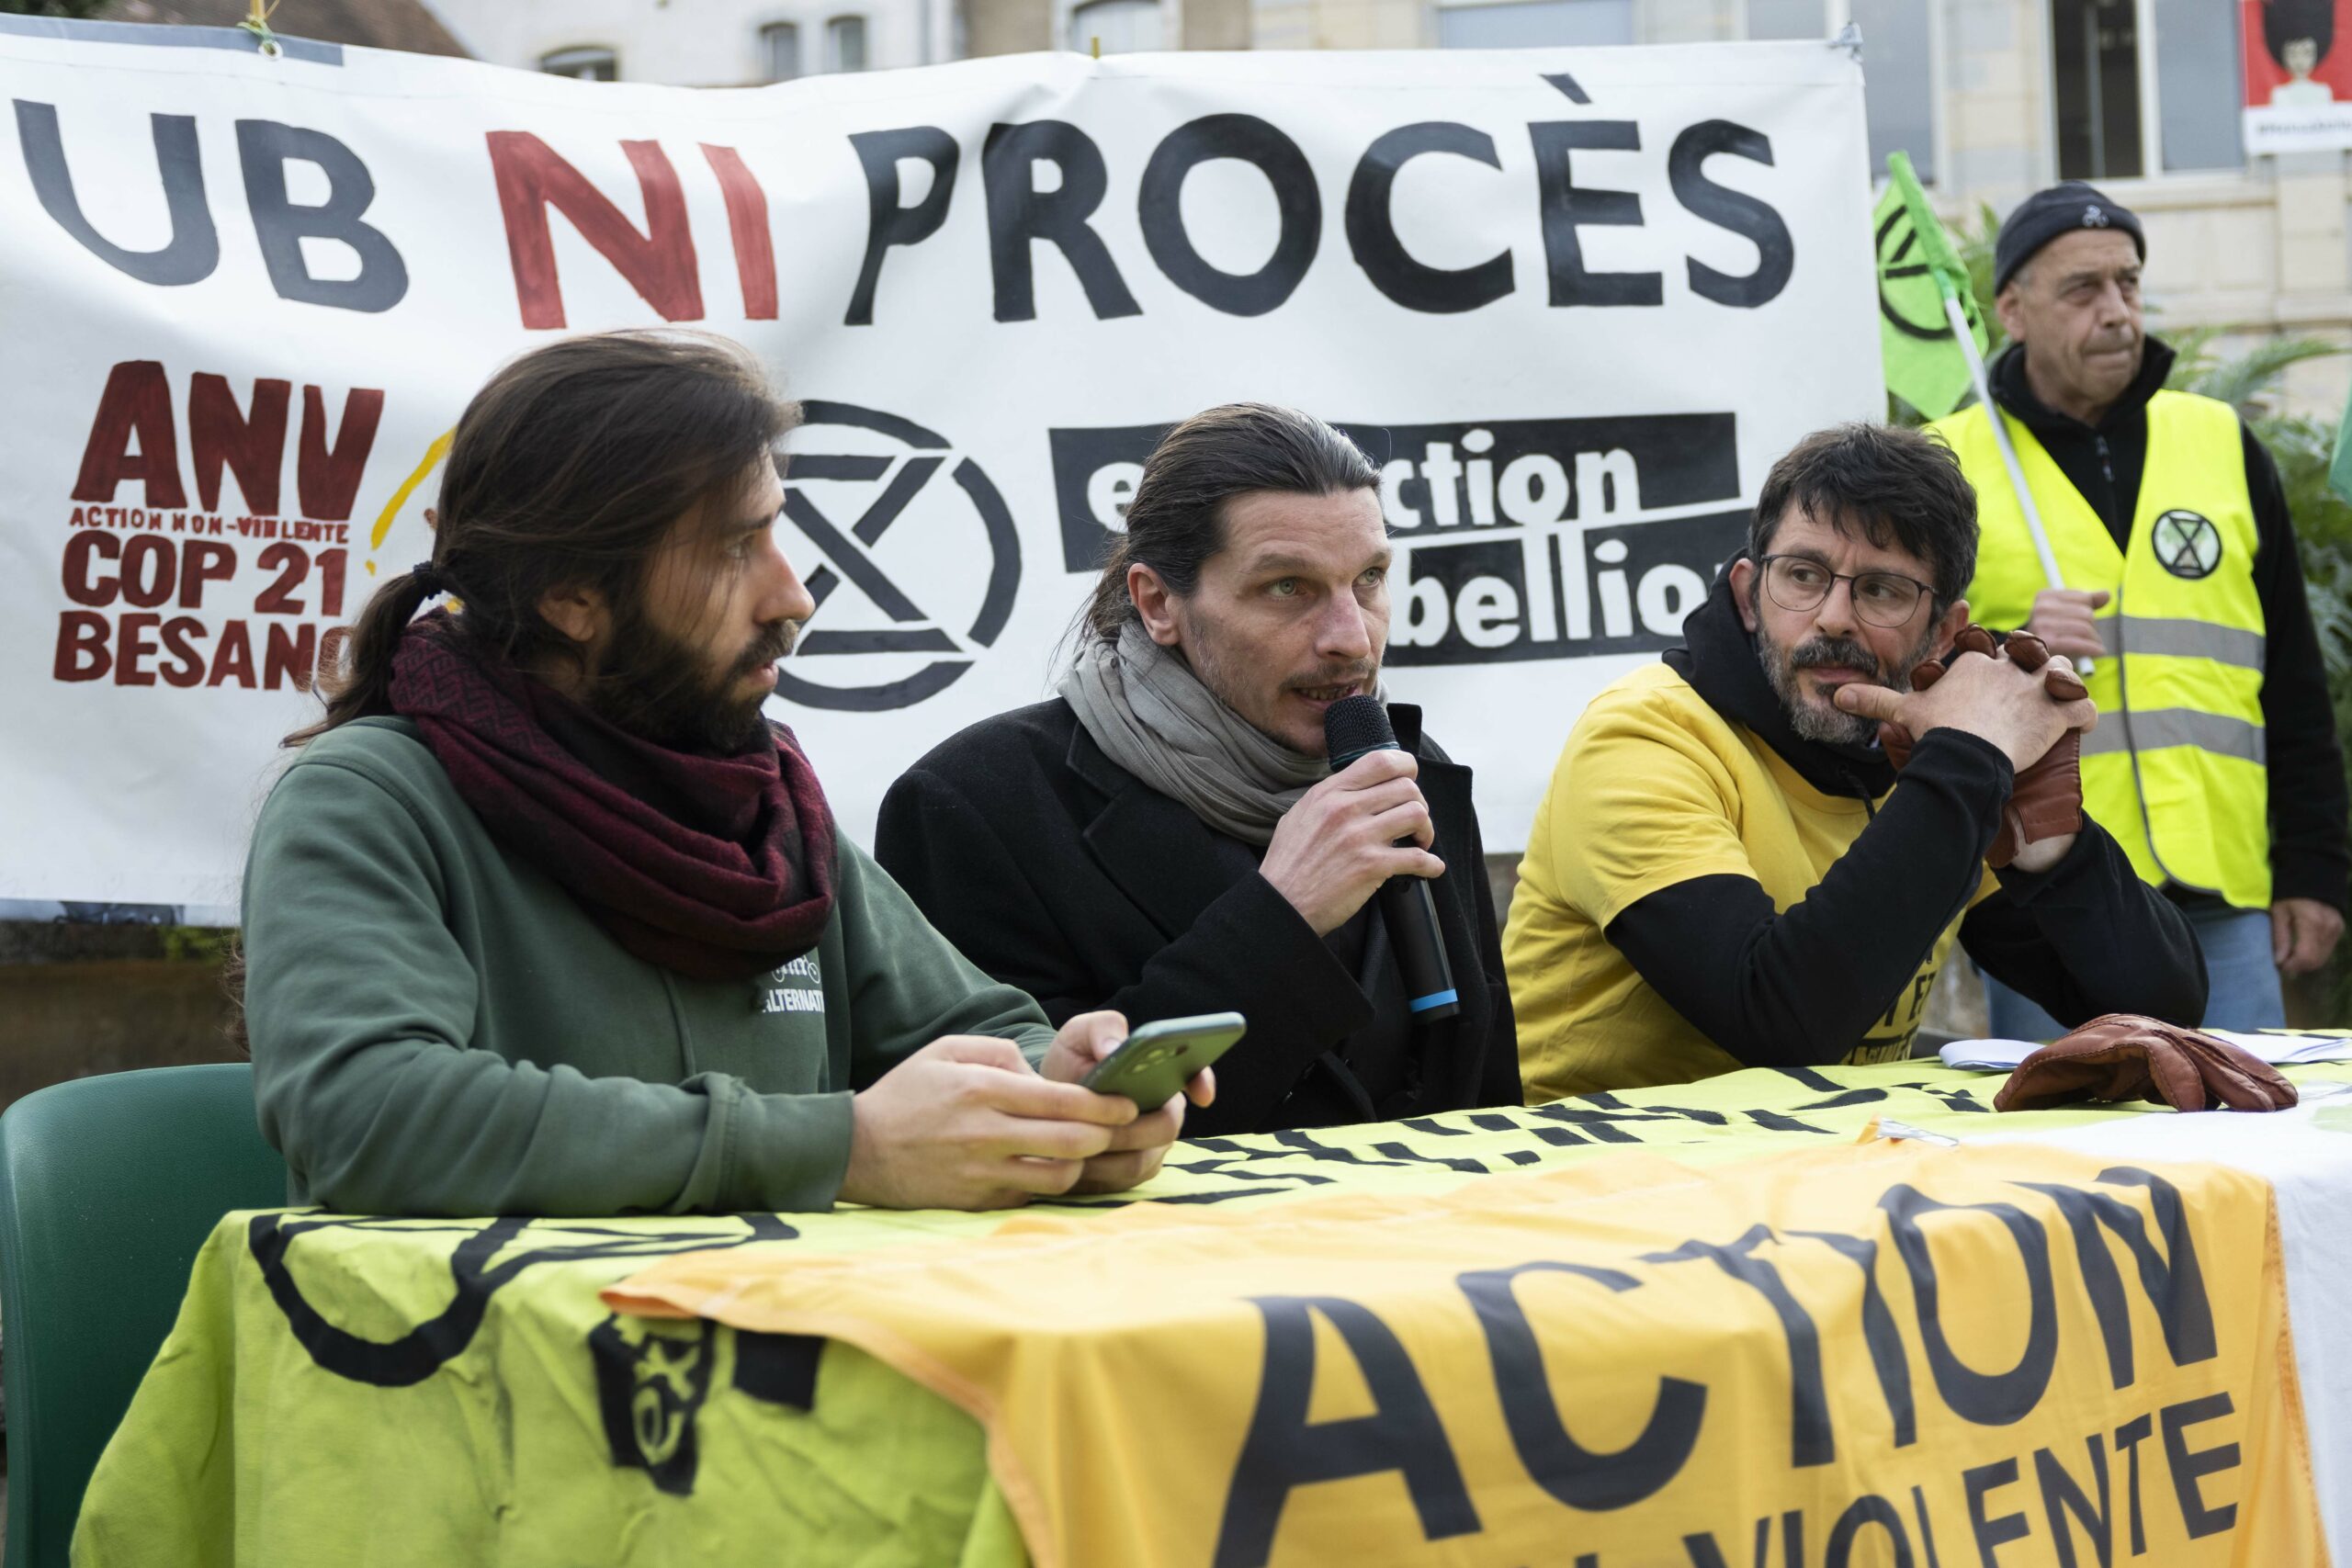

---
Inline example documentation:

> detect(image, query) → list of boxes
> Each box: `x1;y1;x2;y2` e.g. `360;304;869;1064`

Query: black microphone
1323;694;1461;1023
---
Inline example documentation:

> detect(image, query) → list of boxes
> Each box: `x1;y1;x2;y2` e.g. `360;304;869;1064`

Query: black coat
875;698;1519;1134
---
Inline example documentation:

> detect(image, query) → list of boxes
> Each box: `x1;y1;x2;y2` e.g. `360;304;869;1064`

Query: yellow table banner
608;1140;2327;1568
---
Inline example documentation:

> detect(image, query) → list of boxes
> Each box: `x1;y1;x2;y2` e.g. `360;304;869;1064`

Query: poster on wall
2243;0;2352;152
0;20;1880;916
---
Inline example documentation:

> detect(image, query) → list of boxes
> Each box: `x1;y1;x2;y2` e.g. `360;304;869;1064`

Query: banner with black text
0;19;1879;908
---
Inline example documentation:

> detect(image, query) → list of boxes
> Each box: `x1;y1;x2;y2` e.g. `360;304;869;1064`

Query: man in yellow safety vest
1930;183;2347;1032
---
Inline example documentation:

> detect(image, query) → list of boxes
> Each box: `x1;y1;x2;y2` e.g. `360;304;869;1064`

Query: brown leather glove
1994;1012;2299;1112
1878;626;2089;869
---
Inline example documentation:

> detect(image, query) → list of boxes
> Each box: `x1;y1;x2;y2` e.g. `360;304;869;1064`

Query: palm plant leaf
2173;336;2348;418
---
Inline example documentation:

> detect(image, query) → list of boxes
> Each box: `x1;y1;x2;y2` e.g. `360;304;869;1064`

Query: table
74;1064;2352;1567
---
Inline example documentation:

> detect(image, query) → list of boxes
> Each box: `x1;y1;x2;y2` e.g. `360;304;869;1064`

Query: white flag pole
1940;292;2093;676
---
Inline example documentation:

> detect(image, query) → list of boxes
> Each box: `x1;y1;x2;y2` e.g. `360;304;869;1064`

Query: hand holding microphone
1259;745;1442;936
1257;695;1463;1023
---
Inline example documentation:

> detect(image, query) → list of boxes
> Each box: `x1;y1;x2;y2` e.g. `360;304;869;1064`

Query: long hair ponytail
282;330;797;747
287;564;443;744
233;332;797;1053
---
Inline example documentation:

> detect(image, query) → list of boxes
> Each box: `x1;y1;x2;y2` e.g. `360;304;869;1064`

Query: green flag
1873;152;1988;419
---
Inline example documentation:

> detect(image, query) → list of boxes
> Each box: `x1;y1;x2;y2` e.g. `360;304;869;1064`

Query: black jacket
1601;563;2209;1063
876;697;1519;1134
1988;338;2349;912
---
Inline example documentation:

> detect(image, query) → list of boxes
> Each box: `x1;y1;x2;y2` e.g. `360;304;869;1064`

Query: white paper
1940;1030;2352;1072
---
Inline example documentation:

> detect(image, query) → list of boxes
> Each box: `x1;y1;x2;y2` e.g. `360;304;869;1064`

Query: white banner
0;19;1879;914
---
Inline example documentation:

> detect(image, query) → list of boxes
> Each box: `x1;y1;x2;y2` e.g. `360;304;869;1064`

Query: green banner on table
74;1066;2324;1567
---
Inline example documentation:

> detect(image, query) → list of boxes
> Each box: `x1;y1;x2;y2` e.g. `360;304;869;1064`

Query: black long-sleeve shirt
1610;737;2209;1066
1986;339;2349;912
1605;563;2208;1068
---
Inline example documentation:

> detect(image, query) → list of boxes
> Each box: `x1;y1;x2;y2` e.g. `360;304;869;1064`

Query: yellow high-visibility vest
1931;389;2268;909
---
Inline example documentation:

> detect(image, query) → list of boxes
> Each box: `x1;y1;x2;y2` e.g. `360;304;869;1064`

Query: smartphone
1080;1011;1246;1112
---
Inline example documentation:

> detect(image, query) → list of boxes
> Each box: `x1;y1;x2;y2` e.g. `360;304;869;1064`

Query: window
761;21;802;81
1436;0;1632;50
1747;0;1826;39
2150;0;2243;171
2052;0;2143;177
1069;0;1162;53
1736;2;1934;181
825;15;868;71
2050;0;2243;178
1852;0;1935;182
539;45;618;81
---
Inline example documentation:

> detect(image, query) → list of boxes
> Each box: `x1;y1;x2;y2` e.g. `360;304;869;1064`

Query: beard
587;613;798;755
1757;617;1937;748
1178;613;1378;758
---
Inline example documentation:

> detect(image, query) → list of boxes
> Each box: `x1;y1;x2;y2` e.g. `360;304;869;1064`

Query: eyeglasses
1758;554;1935;629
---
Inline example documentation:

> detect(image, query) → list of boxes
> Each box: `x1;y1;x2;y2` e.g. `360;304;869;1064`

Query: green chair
0;1065;286;1568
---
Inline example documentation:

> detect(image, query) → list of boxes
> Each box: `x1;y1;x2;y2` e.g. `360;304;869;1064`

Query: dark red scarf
388;612;836;981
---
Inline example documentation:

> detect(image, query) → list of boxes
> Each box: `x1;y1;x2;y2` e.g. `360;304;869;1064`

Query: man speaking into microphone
877;404;1517;1134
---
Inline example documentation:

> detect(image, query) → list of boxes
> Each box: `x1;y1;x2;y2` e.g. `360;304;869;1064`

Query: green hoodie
242;716;1056;1216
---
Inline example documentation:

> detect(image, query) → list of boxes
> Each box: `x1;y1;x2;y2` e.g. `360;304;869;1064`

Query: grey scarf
1061;623;1369;846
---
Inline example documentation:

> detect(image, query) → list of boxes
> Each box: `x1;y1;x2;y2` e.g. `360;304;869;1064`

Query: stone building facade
964;0;2352;417
424;0;952;85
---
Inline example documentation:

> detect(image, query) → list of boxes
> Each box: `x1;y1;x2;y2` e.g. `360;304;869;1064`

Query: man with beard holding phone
877;404;1517;1134
1504;423;2205;1097
240;333;1204;1216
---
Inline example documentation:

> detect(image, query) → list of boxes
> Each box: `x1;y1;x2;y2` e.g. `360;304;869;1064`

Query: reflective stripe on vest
1932;389;2269;908
2080;709;2265;763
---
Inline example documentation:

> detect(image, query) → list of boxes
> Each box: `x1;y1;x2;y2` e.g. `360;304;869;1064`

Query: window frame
1738;0;1949;186
1055;0;1183;52
2040;0;2246;185
1733;0;1832;40
538;44;619;81
2042;0;2150;182
1430;0;1636;50
824;13;869;71
1067;0;1167;53
758;19;803;82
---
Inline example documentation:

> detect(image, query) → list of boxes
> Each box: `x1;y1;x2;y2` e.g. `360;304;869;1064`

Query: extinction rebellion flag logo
774;401;1021;714
248;1212;808;1496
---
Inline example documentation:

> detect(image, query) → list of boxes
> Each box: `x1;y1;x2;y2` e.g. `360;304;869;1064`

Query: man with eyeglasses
1503;423;2204;1097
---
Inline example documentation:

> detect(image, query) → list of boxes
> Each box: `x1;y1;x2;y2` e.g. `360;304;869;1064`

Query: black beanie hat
1994;182;2145;293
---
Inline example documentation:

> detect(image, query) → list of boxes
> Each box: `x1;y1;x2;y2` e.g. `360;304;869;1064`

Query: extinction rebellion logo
248;1212;806;1495
2152;509;2222;581
1873;207;1987;348
774;401;1021;713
